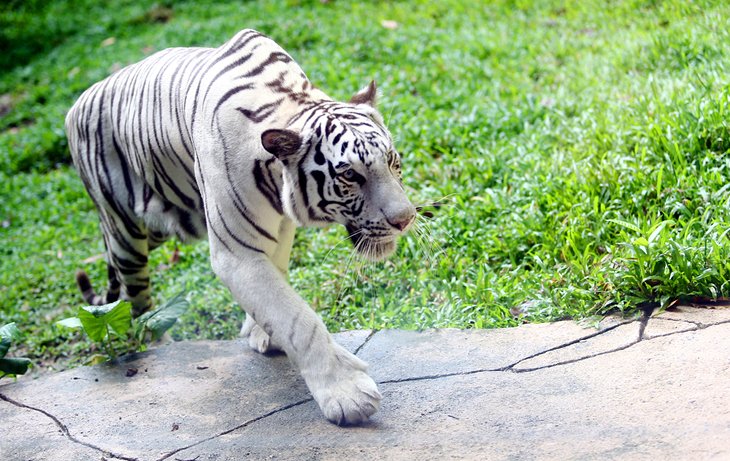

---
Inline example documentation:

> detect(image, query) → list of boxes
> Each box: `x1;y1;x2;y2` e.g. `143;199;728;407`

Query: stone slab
2;313;729;461
171;323;730;461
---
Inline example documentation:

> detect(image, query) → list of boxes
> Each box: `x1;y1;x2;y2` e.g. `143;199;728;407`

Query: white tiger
65;29;416;425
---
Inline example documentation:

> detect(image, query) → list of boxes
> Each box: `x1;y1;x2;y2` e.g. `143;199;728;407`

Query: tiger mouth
346;225;397;261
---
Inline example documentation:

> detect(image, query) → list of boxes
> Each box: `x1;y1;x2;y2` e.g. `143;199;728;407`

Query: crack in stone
354;329;378;356
376;320;635;385
508;318;639;368
0;392;139;461
650;316;704;327
379;318;730;384
156;398;313;461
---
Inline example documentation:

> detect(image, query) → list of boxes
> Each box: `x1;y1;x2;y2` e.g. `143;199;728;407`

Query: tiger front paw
240;316;281;354
306;345;382;425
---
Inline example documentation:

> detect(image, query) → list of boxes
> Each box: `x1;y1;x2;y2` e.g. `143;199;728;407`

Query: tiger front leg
239;217;295;354
212;250;381;425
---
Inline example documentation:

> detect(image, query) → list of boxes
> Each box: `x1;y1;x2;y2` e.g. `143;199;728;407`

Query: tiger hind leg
75;264;120;306
78;206;154;316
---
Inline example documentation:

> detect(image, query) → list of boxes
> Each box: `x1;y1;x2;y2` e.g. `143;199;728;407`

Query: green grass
2;0;730;373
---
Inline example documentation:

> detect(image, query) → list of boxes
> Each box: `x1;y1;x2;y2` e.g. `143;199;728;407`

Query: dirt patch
0;93;13;119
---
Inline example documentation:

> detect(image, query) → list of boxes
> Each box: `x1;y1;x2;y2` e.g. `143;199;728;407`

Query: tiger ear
349;80;377;107
261;129;302;159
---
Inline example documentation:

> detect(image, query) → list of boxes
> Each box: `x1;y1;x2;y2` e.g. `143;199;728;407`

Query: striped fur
66;29;415;425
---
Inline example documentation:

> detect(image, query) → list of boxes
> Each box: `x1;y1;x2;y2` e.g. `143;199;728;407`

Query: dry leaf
539;97;555;108
170;246;180;264
101;37;116;47
81;253;105;264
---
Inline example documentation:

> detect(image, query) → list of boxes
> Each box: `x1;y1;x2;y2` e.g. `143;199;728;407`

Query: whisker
413;192;458;209
410;220;442;266
334;234;367;307
323;228;363;263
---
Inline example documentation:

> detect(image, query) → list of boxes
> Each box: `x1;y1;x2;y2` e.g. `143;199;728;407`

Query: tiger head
261;81;416;261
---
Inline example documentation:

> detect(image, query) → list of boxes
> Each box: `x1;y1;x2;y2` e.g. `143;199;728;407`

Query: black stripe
238;51;292;79
149;153;197;209
125;284;149;297
236;98;283;123
110;132;136;211
215;205;264;253
211;84;255;120
313;138;325;165
218;30;261;60
253;159;283;214
202;51;257;108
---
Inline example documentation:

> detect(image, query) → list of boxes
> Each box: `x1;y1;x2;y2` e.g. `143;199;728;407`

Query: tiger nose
385;206;416;232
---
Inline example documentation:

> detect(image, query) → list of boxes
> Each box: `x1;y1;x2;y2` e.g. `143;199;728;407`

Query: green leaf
56;317;83;329
0;357;32;376
0;337;9;359
77;307;109;342
82;300;122;318
648;220;674;244
633;237;650;247
0;323;22;358
140;292;189;341
608;219;642;234
103;301;133;337
0;323;22;341
77;301;132;342
85;354;108;366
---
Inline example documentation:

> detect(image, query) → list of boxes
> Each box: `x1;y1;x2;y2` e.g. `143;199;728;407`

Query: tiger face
261;82;416;260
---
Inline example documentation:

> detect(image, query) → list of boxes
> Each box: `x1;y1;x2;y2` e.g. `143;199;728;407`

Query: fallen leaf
81;253;105;264
101;37;116;47
381;20;399;30
170;246;180;264
540;97;555;108
510;300;538;317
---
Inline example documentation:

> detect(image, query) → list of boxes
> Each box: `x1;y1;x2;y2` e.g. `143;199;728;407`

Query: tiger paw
306;345;382;425
240;317;281;354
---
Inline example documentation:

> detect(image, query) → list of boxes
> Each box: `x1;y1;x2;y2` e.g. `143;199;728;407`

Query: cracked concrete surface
2;306;729;460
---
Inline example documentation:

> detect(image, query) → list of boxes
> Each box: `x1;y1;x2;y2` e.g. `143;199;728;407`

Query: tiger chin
66;28;415;426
